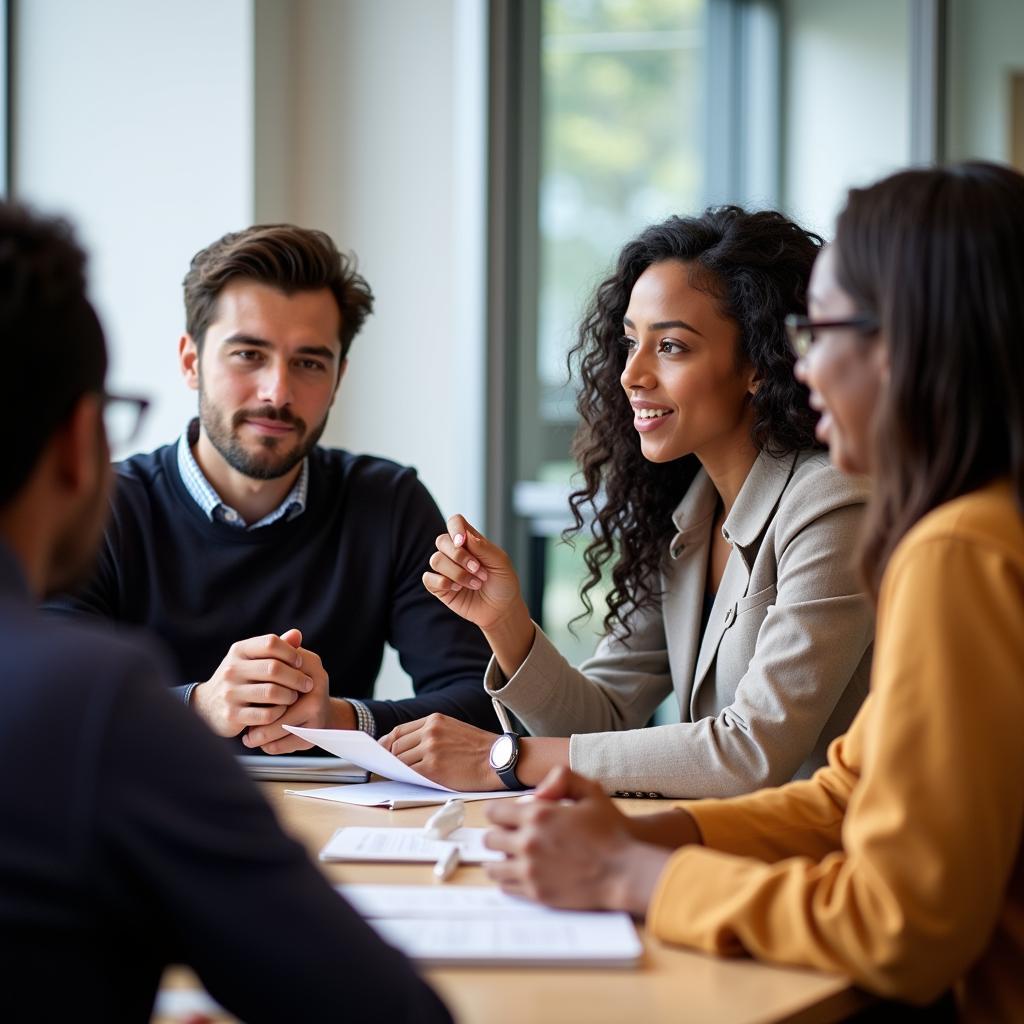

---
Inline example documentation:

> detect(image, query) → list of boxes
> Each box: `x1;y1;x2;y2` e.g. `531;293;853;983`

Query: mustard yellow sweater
647;481;1024;1020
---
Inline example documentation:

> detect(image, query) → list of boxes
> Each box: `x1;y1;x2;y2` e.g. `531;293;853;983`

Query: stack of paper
339;884;644;968
237;754;368;784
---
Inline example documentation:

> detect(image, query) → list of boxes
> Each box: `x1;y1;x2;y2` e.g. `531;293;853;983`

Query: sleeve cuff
181;681;200;706
347;698;377;738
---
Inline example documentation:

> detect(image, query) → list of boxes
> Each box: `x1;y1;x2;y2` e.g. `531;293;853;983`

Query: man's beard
199;387;328;481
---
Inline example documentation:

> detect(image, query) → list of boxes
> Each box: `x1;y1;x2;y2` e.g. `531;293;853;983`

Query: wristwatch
489;731;528;791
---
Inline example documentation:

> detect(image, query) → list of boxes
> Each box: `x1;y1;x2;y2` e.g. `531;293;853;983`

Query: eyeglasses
784;314;879;359
101;392;151;451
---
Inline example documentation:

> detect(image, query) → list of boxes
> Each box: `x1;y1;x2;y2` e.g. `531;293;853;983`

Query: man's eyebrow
623;316;703;337
220;334;338;361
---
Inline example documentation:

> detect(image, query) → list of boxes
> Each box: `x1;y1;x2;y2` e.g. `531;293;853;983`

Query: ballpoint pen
433;844;460;882
491;697;514;735
423;798;466;840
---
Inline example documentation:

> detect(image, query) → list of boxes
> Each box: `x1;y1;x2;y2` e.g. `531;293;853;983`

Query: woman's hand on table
379;714;503;791
482;767;678;915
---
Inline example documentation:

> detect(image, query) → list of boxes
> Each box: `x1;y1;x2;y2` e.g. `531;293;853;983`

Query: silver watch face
489;734;516;771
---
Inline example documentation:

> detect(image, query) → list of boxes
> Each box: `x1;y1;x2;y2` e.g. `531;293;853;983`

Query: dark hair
567;206;823;637
0;204;106;507
183;224;374;359
833;162;1024;599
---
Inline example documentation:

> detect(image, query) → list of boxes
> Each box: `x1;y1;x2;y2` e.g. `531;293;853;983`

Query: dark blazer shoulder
3;605;172;725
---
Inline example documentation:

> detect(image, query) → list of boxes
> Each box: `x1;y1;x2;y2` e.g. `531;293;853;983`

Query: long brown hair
567;207;823;637
833;162;1024;599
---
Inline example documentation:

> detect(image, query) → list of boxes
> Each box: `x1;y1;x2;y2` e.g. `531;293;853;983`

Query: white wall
780;0;911;238
13;0;254;458
253;0;487;527
947;0;1024;162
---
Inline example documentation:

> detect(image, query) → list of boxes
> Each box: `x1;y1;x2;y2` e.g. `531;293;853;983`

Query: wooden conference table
158;784;867;1024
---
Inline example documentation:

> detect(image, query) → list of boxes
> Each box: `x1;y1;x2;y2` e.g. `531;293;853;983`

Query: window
491;0;779;662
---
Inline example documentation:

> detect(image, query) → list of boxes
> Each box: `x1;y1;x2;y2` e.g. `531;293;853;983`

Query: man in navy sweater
0;203;451;1020
49;223;495;753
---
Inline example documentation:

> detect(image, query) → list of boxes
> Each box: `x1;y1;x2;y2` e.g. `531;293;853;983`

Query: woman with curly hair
382;207;873;798
483;162;1024;1021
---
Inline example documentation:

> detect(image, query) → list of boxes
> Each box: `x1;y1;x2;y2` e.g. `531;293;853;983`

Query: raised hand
423;514;524;629
423;515;537;677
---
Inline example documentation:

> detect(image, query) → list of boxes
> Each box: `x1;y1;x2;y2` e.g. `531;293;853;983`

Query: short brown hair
182;224;374;359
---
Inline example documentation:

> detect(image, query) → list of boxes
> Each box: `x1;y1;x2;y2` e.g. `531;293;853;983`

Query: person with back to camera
380;207;874;798
0;202;451;1022
484;162;1024;1021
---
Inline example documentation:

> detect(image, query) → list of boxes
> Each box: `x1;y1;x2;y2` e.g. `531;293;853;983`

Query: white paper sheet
340;883;554;918
282;725;535;798
320;827;503;863
338;884;643;967
285;780;526;809
283;726;457;789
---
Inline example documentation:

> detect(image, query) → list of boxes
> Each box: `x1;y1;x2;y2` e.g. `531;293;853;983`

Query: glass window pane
531;0;706;658
538;0;705;421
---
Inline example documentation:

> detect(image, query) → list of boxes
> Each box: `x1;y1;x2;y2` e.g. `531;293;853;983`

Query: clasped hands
191;627;352;754
482;767;679;915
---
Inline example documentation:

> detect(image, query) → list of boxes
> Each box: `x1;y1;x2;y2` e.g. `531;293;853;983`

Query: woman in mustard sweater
483;161;1024;1021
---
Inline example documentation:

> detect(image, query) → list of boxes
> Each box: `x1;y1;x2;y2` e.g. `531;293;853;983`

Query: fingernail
467;559;479;573
451;583;462;592
477;569;489;581
469;578;482;589
294;654;303;669
453;533;465;546
305;676;314;691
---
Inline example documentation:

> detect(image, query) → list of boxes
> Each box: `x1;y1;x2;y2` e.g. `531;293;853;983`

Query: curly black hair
566;206;823;638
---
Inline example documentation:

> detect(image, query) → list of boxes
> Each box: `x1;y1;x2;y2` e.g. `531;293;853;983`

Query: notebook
237;754;369;784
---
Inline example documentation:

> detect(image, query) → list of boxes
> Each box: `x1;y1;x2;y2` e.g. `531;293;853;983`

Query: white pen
423;798;465;840
491;697;513;734
433;844;460;883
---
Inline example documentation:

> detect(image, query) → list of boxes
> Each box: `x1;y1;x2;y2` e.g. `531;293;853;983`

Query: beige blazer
484;450;874;798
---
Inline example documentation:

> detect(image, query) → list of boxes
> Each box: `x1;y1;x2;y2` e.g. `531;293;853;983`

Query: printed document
338;884;643;967
320;827;503;864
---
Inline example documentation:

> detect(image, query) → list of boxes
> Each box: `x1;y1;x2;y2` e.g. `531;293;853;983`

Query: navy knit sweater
47;442;496;735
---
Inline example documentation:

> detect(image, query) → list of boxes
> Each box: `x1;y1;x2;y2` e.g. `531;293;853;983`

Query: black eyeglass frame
784;314;879;359
100;391;151;449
